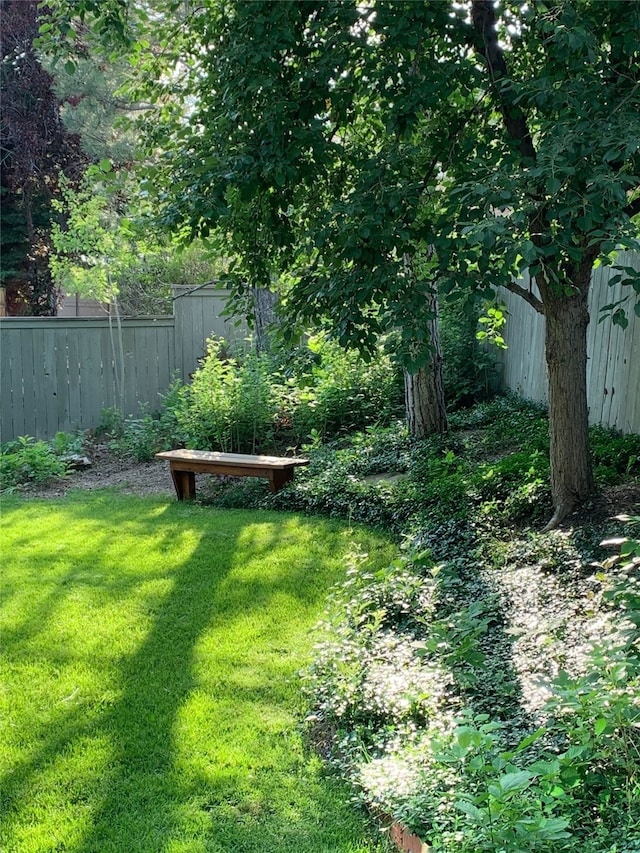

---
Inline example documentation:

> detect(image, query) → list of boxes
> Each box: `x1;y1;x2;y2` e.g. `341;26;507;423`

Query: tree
44;0;640;524
130;0;453;435
435;0;640;526
0;0;87;314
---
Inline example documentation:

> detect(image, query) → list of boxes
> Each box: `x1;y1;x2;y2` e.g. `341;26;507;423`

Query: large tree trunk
538;274;594;529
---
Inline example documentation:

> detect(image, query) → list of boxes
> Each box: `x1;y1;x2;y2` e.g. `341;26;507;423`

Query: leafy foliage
109;334;404;459
1;0;87;314
37;0;640;514
0;433;83;489
299;508;640;852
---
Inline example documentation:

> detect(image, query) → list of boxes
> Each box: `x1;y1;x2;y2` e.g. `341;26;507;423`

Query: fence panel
0;317;175;441
0;284;243;441
3;270;636;442
498;251;640;433
172;286;248;383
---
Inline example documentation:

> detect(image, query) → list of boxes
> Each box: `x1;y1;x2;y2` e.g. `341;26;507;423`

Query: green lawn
0;492;396;853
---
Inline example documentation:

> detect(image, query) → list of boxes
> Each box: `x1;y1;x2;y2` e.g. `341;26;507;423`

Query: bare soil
20;445;175;499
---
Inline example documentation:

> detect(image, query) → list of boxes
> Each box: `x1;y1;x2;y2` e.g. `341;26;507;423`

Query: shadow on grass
1;493;387;853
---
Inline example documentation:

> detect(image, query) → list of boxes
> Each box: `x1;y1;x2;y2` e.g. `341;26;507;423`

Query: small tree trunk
539;275;594;529
252;286;278;353
404;362;448;437
402;255;448;438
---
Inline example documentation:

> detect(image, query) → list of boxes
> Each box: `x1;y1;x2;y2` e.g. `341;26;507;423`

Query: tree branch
504;279;545;314
470;0;537;162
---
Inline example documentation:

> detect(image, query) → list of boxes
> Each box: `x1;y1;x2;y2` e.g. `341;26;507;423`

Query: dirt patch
20;445;175;499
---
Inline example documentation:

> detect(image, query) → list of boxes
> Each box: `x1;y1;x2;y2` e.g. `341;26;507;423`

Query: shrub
104;381;188;461
0;435;71;488
286;334;404;441
163;334;403;456
174;339;277;453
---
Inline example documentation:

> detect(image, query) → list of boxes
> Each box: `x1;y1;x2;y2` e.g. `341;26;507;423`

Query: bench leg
269;469;294;493
170;467;196;500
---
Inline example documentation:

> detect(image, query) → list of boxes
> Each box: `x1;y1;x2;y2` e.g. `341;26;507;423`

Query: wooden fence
0;287;247;442
497;251;640;434
1;265;639;442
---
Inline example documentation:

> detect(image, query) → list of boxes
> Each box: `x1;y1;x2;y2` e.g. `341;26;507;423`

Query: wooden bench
156;449;309;500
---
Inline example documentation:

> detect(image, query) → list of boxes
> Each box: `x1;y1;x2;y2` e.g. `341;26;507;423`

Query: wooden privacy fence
497;250;640;434
0;287;246;442
1;266;639;443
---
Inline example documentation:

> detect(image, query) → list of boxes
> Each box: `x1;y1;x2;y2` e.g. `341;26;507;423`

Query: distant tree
49;55;138;166
0;0;87;314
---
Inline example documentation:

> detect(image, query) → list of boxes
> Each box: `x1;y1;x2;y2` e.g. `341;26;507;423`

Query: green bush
149;334;405;457
174;339;277;453
0;435;72;488
286;334;404;441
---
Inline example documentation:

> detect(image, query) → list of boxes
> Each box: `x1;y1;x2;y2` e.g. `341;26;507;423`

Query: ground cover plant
193;395;640;853
0;432;86;490
0;493;397;853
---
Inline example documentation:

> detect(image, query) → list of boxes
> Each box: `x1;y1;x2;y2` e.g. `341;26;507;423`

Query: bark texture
252;286;278;353
404;363;448;437
538;276;595;529
404;285;448;437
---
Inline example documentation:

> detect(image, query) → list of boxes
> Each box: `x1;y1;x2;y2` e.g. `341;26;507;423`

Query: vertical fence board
43;327;59;439
156;321;175;401
78;325;97;430
66;330;82;434
37;326;59;440
624;319;640;433
54;327;71;435
1;328;17;440
99;323;116;415
122;323;141;415
20;326;39;438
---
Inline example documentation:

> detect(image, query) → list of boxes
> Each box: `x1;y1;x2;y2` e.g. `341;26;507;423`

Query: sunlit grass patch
0;493;396;853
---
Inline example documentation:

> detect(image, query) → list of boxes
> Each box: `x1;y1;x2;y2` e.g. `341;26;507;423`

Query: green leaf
99;159;113;173
456;729;472;749
64;60;77;76
497;770;533;793
515;727;546;753
612;308;629;329
594;718;607;736
456;800;484;822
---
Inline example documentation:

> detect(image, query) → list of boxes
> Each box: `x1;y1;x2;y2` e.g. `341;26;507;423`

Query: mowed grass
0;492;396;853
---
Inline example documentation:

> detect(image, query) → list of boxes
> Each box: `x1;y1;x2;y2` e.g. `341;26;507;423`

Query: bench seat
156;449;309;499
